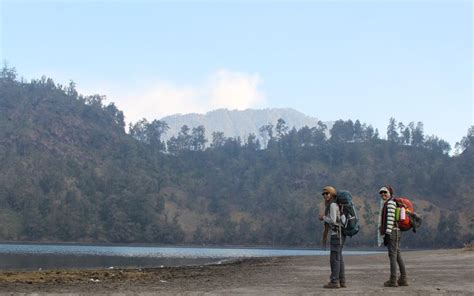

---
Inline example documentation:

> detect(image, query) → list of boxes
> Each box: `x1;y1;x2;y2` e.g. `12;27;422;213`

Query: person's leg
330;234;341;283
339;235;346;288
395;230;408;286
324;234;341;288
384;232;398;287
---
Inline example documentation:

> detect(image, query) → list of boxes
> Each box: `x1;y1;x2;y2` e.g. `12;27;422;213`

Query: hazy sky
1;0;472;147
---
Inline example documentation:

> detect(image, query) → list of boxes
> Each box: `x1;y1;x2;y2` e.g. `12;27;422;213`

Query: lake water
0;243;380;271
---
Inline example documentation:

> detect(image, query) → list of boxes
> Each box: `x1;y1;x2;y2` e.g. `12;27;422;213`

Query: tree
148;120;169;151
387;117;398;142
353;120;363;142
245;133;260;150
363;124;375;141
211;131;226;149
166;136;180;155
455;126;474;153
259;123;273;147
311;121;327;145
275;118;289;139
167;125;193;153
424;136;451;154
84;94;105;108
411;121;424;147
397;122;406;144
105;103;125;130
129;119;168;151
191;125;207;151
374;128;380;139
0;62;17;81
402;127;411;145
193;225;206;245
436;211;462;247
66;80;78;98
129;119;149;142
330;120;354;143
297;126;312;147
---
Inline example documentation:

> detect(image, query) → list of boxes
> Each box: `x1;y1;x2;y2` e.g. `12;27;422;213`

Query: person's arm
385;200;397;235
323;203;339;226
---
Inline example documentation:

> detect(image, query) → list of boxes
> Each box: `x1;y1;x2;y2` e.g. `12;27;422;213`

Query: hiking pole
322;224;329;250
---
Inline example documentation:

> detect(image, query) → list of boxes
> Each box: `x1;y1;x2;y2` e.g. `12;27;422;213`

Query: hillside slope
0;69;471;247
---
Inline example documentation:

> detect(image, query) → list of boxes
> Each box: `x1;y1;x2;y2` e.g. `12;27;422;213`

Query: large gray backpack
335;191;360;237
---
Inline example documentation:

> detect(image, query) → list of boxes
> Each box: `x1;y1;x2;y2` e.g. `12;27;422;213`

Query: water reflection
0;253;215;271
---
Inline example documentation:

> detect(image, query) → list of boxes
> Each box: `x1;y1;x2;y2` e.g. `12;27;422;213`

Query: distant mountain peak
160;108;326;143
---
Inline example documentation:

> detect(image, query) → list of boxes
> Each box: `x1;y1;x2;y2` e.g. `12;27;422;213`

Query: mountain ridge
160;108;331;143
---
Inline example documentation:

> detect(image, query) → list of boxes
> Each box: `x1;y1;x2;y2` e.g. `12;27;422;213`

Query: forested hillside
0;67;472;248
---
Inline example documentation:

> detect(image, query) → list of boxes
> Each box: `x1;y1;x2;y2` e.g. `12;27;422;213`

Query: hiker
378;186;408;287
319;186;346;289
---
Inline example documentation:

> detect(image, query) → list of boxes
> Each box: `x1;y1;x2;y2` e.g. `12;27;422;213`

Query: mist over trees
0;66;472;248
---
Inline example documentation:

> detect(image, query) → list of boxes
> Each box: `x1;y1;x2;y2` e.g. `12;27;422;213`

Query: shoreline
0;249;472;295
0;240;435;251
0;244;384;272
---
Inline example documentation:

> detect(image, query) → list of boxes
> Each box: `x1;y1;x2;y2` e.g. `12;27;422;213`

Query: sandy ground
0;249;472;295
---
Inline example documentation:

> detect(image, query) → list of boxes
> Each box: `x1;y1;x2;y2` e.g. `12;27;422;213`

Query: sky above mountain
1;0;471;147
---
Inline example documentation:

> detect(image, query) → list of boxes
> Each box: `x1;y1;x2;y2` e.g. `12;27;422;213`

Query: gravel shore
0;249;472;295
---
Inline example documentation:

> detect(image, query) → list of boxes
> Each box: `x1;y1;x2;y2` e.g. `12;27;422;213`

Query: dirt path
0;249;472;295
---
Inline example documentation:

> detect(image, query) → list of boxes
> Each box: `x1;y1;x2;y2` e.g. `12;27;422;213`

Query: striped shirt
385;199;397;235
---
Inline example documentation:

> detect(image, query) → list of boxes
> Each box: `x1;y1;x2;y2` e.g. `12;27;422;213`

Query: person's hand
318;214;324;221
383;234;391;246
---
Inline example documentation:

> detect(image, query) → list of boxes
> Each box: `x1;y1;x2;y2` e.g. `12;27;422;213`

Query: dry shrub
462;242;474;251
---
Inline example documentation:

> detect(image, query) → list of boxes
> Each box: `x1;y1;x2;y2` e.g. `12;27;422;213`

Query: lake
0;243;381;270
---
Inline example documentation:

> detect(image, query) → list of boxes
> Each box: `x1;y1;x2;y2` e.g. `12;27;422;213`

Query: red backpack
394;197;422;232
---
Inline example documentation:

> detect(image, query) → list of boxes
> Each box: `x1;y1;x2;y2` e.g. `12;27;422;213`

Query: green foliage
0;67;471;248
456;126;474;154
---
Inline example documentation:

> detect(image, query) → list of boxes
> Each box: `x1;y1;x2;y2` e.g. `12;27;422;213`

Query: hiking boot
398;276;409;286
339;281;346;288
384;279;398;287
323;282;340;289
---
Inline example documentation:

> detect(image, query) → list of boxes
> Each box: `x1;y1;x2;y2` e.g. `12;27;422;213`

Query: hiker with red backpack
319;186;346;289
378;186;408;287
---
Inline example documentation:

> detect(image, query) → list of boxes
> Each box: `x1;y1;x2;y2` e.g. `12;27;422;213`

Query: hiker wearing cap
379;186;408;287
319;186;346;289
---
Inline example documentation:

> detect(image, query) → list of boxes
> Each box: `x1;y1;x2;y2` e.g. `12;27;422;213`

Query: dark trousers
330;233;346;283
387;229;406;279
